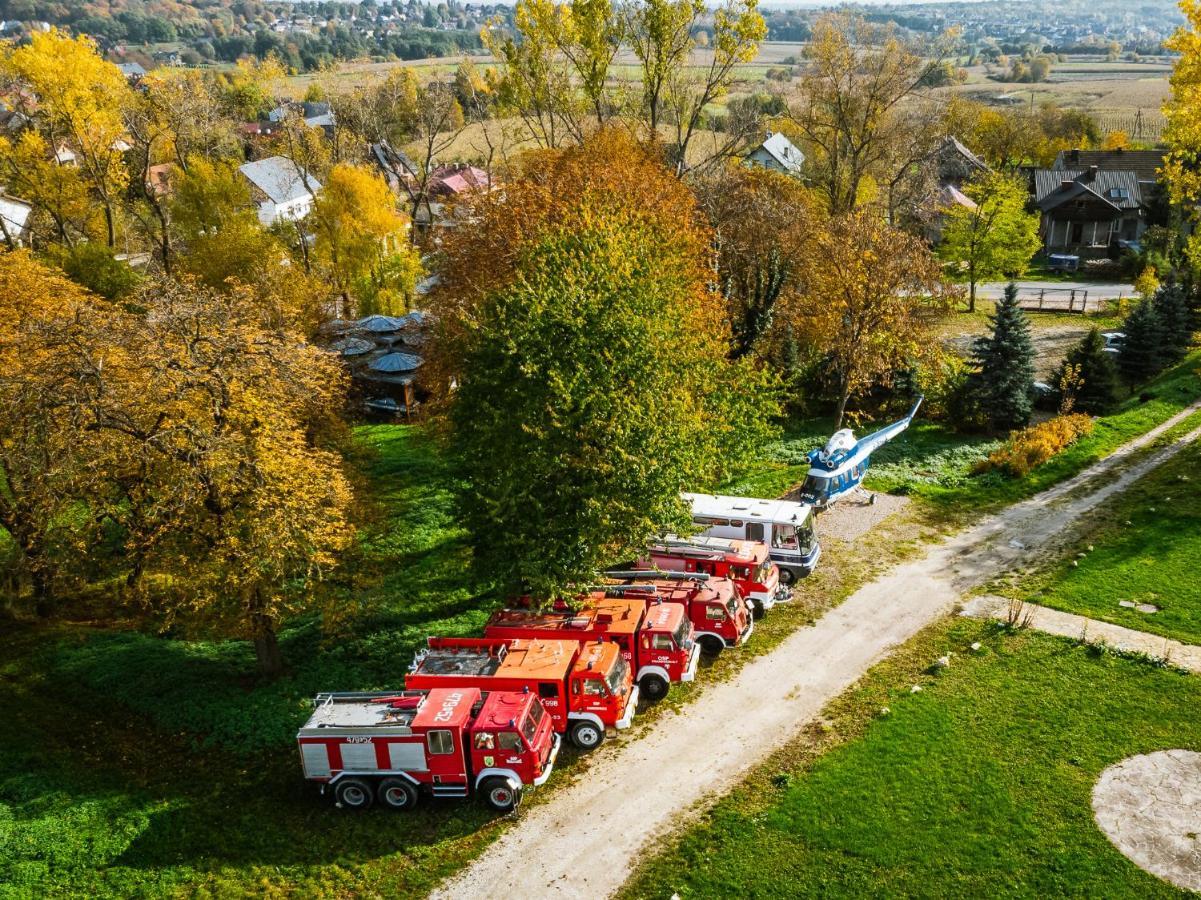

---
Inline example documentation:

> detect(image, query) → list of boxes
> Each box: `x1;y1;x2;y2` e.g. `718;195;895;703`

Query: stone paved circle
1092;750;1201;892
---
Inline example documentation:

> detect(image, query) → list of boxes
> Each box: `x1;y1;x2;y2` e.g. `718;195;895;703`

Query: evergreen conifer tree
1152;283;1193;363
1117;298;1165;385
1058;327;1120;414
965;282;1035;432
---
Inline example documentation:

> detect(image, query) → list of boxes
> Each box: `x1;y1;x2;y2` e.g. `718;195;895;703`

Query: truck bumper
616;685;639;730
533;733;561;787
739;614;754;645
681;643;701;682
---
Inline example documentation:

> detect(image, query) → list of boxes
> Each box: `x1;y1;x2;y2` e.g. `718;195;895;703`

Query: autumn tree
628;0;766;173
0;30;134;247
432;130;779;595
1164;0;1201;211
790;13;948;214
788;207;948;428
937;171;1041;312
0;130;92;246
310;163;422;315
123;68;243;273
696;165;817;358
70;278;354;675
0;252;118;614
486;0;765;171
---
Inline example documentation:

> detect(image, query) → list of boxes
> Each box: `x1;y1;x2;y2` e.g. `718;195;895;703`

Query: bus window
746;522;765;542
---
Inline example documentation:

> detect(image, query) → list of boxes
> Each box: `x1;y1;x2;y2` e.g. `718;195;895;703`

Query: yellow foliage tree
788;208;949;427
1165;0;1201;208
311;163;421;316
1;30;133;247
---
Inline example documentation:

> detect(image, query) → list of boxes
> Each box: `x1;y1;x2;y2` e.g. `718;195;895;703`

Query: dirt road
430;403;1201;900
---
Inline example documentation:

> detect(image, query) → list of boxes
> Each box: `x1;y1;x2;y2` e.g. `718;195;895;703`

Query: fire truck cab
683;493;821;584
406;637;637;750
296;687;559;813
484;598;699;701
598;575;753;656
640;535;791;618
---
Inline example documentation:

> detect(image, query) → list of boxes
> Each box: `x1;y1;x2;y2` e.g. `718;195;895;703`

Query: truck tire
751;600;766;621
639;673;670;702
378;778;419;811
698;634;725;655
334;778;374;810
779;568;795;585
480;777;522;813
570;720;605;750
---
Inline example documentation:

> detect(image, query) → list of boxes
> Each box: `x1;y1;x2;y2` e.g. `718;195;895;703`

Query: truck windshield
606;654;630;695
797;519;817;555
522;699;545;743
673;617;692;650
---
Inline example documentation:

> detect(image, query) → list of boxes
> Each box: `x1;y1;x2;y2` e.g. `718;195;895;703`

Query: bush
974;414;1095;478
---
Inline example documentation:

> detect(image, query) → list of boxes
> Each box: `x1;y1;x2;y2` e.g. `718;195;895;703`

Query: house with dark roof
746;132;805;177
1052;148;1167;188
1034;166;1145;257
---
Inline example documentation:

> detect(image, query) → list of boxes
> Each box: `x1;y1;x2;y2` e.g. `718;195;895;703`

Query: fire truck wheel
570;720;605;750
639;674;670;702
751;601;767;621
334;778;374;811
378;778;419;811
698;635;725;655
481;777;522;813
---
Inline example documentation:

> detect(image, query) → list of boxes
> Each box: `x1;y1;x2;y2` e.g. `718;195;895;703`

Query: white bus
682;493;820;584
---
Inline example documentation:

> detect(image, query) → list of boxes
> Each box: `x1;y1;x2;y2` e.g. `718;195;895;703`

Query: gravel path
961;596;1201;673
430;401;1201;900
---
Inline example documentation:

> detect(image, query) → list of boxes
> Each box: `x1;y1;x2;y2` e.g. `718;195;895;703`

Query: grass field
3;348;1198;896
0;426;512;897
1017;440;1201;647
619;619;1201;899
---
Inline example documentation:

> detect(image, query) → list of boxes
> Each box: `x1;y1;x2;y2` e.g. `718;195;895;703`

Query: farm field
940;59;1173;139
618;617;1201;899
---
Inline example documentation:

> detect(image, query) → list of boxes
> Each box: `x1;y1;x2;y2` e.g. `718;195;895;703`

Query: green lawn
722;351;1201;522
0;426;513;897
1019;441;1201;647
620;621;1201;899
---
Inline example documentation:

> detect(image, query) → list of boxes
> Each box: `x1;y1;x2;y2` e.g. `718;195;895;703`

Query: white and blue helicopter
798;397;924;509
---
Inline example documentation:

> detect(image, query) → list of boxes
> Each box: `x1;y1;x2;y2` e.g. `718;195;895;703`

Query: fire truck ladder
602;570;711;583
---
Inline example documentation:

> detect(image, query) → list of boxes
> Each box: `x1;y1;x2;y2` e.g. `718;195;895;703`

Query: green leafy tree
963;282;1035;432
1057;328;1120;414
938;171;1041;312
436;131;779;596
1117;299;1165;385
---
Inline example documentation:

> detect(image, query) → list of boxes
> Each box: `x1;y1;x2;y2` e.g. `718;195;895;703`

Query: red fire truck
483;597;699;701
296;687;559;813
597;573;753;655
638;535;791;619
405;636;636;750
